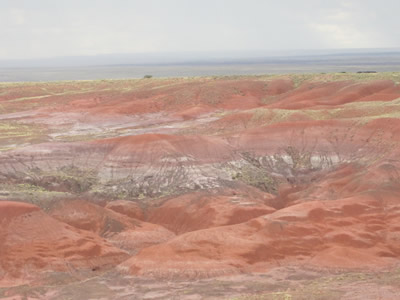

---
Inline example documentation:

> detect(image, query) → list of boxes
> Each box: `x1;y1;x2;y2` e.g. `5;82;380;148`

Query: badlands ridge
1;73;400;298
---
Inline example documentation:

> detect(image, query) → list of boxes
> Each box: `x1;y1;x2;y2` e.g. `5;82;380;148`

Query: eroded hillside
1;73;400;299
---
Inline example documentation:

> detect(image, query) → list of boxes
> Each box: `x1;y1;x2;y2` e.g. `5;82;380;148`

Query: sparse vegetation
2;74;400;299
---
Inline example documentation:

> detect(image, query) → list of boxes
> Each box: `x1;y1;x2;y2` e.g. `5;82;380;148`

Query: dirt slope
1;73;400;298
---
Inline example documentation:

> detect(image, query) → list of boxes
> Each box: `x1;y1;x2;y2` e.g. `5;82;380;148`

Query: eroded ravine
1;74;400;299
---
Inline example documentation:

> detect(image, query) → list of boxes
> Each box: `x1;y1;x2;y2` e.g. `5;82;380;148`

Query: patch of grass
0;121;48;151
0;121;39;137
233;163;278;194
15;183;47;192
233;291;293;300
254;72;400;88
53;133;104;142
0;182;72;210
249;95;400;128
234;268;400;300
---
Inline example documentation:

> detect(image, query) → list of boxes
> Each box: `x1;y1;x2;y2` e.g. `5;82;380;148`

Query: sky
0;0;399;60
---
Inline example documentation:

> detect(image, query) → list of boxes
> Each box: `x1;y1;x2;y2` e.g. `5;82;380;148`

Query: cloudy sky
0;0;399;60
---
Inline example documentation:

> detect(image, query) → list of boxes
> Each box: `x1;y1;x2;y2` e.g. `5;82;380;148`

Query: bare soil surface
1;73;400;299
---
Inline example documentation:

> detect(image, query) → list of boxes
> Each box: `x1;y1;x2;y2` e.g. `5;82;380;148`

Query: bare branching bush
230;124;396;193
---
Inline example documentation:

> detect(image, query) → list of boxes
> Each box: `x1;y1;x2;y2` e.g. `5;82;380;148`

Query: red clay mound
121;190;400;279
264;78;294;95
172;105;213;120
267;81;351;109
205;111;254;133
268;80;400;109
233;117;397;160
147;190;275;234
234;119;351;155
54;79;274;116
105;200;144;220
355;84;400;102
328;80;398;104
91;133;236;163
35;78;295;118
0;201;128;286
0;201;40;220
49;199;175;253
49;199;141;235
107;222;175;255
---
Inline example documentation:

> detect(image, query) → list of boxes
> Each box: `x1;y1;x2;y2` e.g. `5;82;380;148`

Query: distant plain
1;51;400;82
